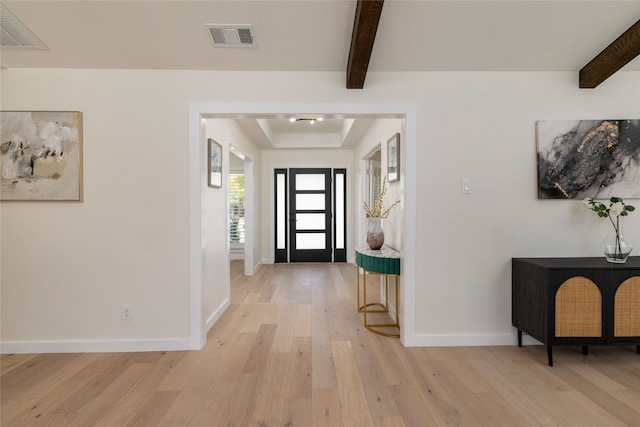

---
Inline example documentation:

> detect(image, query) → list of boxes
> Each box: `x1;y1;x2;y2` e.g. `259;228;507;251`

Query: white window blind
229;173;245;244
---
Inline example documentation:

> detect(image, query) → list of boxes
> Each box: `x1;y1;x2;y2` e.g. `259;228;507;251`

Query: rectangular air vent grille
206;25;256;48
0;3;47;49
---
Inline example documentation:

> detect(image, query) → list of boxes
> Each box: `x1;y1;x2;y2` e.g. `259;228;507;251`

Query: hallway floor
2;261;640;426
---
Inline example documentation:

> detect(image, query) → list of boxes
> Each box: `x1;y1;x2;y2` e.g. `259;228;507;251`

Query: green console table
355;245;401;337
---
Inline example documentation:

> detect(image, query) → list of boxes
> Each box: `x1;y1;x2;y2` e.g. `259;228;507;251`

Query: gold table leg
357;267;400;338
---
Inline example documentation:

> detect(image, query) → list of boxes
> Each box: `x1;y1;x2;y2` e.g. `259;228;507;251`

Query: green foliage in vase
583;197;635;219
584;197;635;259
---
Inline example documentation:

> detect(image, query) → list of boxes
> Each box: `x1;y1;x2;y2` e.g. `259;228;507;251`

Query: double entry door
274;168;346;263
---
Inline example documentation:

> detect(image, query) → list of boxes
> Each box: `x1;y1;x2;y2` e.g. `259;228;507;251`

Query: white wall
412;71;640;344
1;68;638;352
203;119;262;331
353;119;404;251
1;70;195;352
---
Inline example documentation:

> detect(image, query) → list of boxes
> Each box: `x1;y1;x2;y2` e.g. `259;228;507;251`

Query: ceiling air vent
0;3;47;49
206;24;256;48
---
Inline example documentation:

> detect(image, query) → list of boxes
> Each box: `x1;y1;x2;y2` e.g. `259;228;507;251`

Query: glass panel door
289;168;332;262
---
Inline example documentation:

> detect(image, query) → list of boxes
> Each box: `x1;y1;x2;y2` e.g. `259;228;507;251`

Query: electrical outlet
122;304;133;320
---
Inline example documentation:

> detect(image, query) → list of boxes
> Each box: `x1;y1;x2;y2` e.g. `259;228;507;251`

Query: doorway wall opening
229;148;246;261
189;103;417;349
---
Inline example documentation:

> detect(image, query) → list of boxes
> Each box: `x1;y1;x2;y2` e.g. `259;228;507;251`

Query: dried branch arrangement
363;176;400;218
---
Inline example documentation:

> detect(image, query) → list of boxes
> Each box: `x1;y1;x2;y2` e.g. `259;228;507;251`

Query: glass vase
601;217;632;263
367;217;384;250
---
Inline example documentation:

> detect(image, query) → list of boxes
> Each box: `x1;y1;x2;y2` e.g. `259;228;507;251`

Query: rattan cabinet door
555;276;603;338
615;276;640;337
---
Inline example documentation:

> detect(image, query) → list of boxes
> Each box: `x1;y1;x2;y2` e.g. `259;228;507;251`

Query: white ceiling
232;116;380;149
2;0;639;149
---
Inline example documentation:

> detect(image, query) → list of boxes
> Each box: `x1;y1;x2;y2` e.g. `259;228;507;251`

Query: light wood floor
3;261;640;426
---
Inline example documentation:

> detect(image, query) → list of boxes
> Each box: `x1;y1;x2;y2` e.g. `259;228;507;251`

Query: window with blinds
229;173;245;245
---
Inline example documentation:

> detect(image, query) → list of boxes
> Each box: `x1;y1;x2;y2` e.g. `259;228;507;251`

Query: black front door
289;168;332;262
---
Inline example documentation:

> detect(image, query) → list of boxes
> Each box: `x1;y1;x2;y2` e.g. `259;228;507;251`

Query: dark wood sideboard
512;257;640;366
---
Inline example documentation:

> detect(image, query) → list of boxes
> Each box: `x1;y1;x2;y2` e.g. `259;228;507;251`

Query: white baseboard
2;330;543;354
1;299;234;355
403;332;542;347
251;259;263;275
519;335;544;345
0;338;192;354
205;298;230;332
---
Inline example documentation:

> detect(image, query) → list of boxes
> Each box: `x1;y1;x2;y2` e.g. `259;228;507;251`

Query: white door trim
188;103;417;349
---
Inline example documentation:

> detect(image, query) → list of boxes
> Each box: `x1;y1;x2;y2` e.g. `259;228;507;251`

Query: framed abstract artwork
208;138;222;188
387;133;400;183
1;111;83;201
537;120;640;199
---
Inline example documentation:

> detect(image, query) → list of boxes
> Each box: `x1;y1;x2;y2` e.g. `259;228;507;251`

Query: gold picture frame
1;111;83;201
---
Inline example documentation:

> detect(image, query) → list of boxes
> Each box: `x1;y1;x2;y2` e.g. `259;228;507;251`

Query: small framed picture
387;133;400;183
208;138;222;188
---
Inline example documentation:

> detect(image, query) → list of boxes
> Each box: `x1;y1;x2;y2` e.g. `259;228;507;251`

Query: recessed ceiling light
289;117;324;124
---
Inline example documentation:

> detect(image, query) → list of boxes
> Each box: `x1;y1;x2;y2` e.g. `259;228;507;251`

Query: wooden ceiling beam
346;0;384;89
579;19;640;88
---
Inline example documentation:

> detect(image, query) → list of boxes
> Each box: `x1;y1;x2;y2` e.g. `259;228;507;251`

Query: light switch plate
461;180;471;195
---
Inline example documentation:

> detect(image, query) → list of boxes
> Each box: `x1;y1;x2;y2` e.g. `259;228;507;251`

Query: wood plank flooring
2;261;640;426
